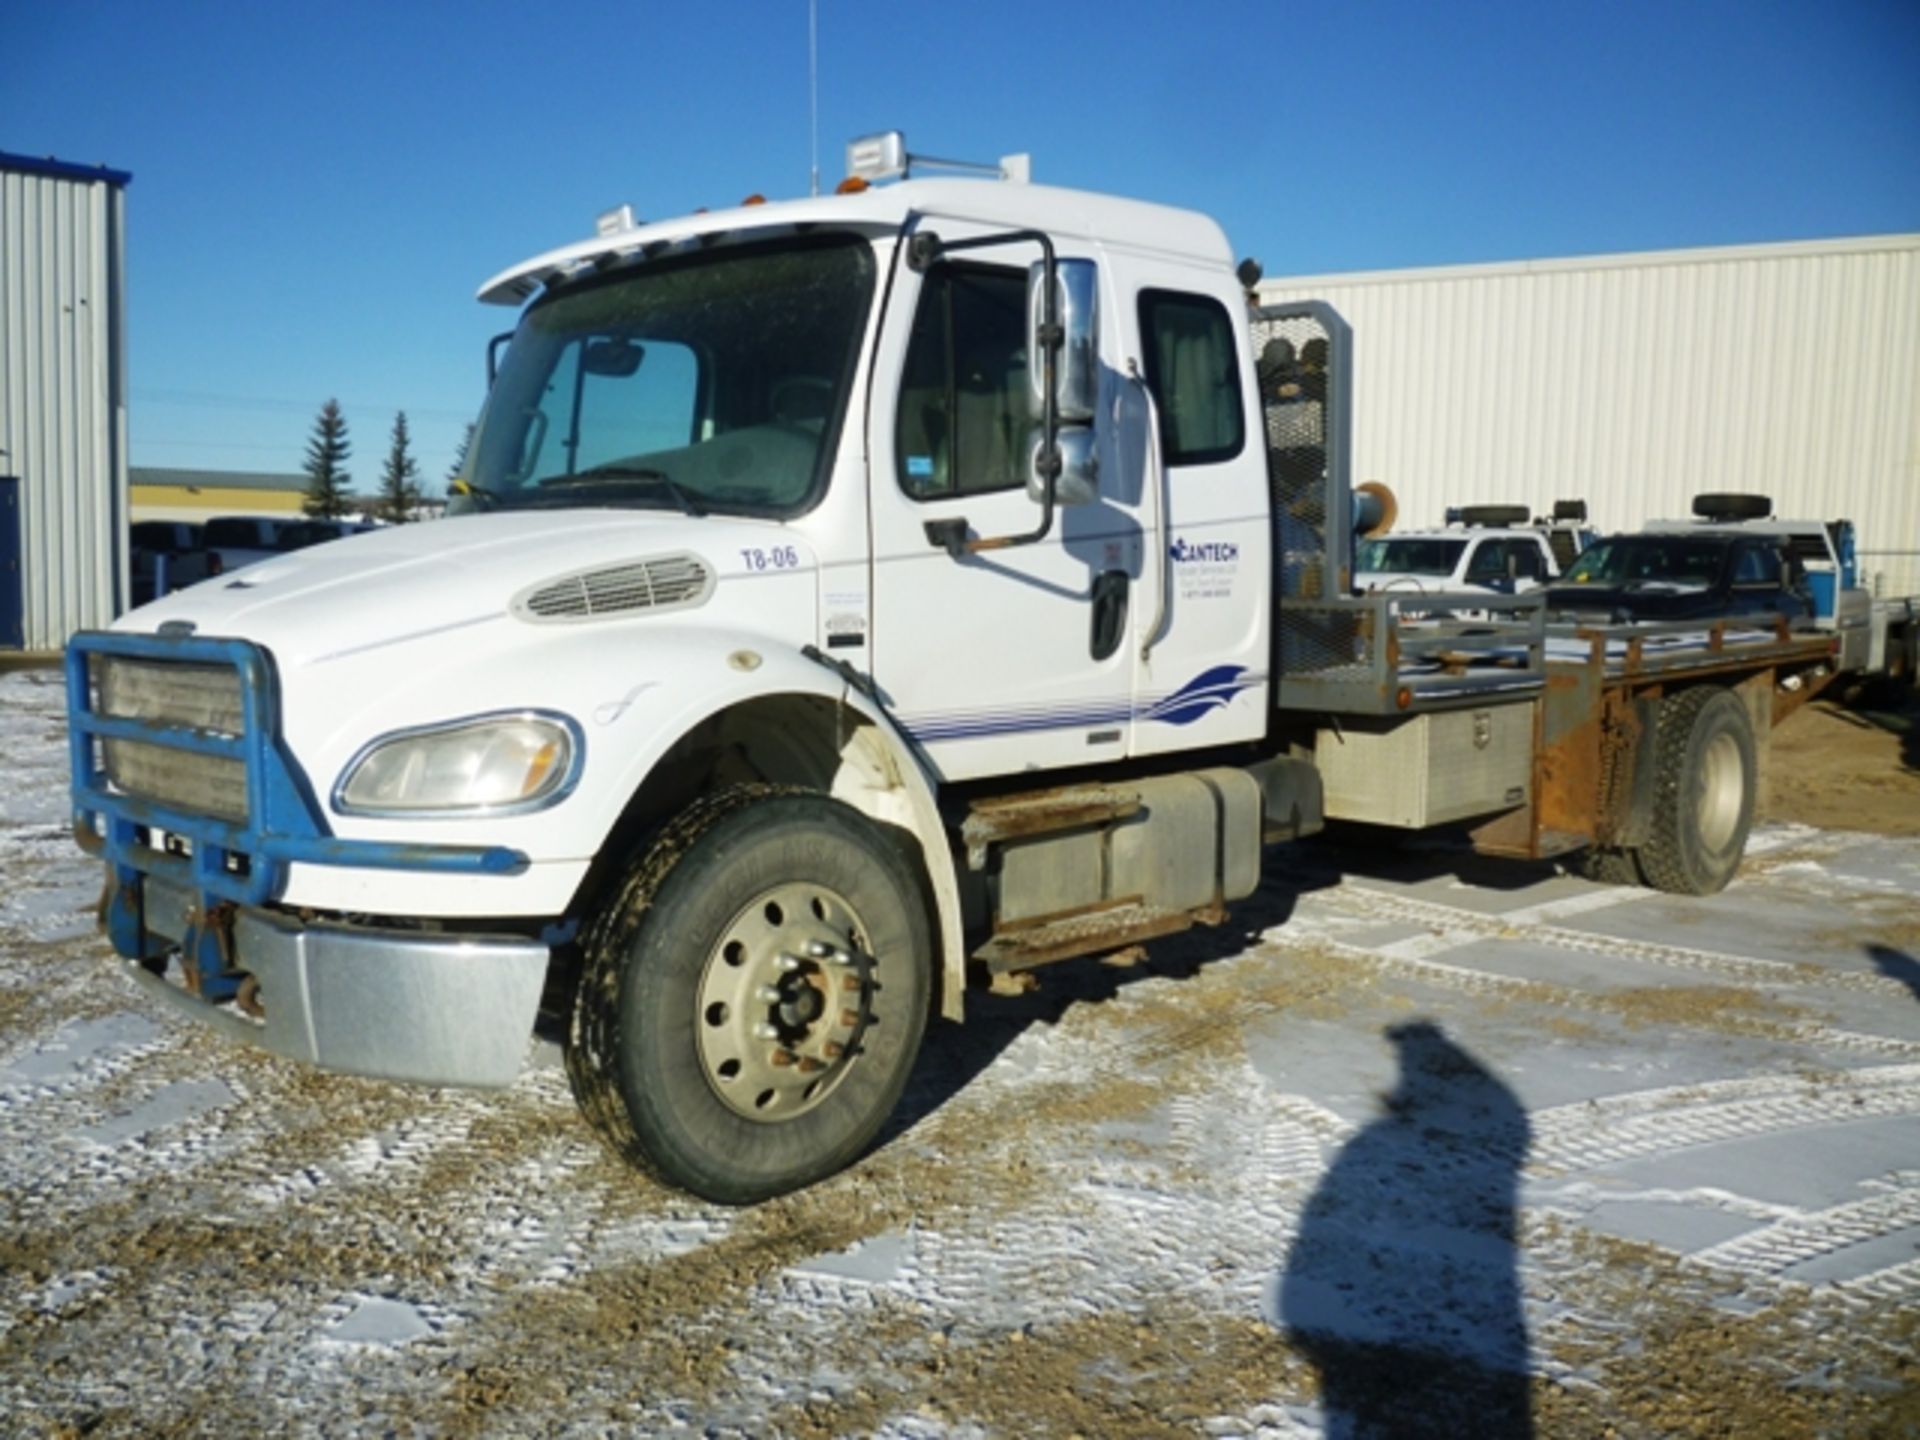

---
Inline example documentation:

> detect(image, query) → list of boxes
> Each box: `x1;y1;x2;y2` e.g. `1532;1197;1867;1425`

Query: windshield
455;236;876;518
1356;538;1467;577
1560;537;1729;587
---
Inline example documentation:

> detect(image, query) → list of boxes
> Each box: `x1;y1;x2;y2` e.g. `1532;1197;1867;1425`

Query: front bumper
127;874;549;1088
68;630;553;1086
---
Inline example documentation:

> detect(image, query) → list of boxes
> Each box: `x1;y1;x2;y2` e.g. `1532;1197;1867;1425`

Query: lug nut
840;974;863;993
770;1048;796;1067
752;1023;780;1040
775;954;802;973
797;1056;825;1074
755;986;782;1004
804;939;833;958
840;1008;861;1027
822;1040;844;1060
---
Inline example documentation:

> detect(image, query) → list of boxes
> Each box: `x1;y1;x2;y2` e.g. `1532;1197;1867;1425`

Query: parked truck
67;134;1848;1202
1642;495;1919;696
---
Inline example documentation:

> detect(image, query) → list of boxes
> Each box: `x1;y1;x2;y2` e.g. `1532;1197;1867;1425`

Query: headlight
334;711;582;817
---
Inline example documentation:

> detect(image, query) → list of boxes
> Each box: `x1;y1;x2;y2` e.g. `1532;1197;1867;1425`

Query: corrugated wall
1;163;128;649
1260;235;1920;598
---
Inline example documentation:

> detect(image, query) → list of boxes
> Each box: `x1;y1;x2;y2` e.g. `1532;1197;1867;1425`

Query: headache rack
1276;590;1549;714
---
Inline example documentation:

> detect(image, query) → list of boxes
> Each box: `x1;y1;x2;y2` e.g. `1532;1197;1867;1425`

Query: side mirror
1026;258;1098;423
487;331;514;387
583;337;645;377
1026;426;1098;507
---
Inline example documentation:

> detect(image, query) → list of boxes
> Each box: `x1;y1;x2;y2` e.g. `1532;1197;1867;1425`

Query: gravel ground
2;667;1917;1437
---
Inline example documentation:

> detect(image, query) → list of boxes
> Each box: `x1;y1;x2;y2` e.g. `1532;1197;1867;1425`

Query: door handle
1090;569;1129;661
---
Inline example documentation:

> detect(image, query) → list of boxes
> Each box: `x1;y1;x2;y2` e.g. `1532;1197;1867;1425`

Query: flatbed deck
1275;589;1837;716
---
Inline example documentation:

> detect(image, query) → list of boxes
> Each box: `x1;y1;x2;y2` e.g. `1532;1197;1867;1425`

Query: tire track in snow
1526;1066;1920;1175
1311;882;1912;998
1687;1183;1920;1279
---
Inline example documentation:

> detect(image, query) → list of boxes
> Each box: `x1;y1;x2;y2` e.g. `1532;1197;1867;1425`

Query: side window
1512;542;1546;580
1139;290;1244;466
1733;543;1782;585
895;263;1031;500
1465;540;1508;583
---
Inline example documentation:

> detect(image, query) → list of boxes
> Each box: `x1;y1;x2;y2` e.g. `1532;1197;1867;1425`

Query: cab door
866;228;1141;781
1122;274;1273;759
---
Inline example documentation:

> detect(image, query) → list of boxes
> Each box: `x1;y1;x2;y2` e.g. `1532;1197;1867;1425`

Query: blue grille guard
68;632;530;996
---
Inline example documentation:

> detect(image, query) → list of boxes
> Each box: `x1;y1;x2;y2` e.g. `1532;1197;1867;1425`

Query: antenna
808;0;820;197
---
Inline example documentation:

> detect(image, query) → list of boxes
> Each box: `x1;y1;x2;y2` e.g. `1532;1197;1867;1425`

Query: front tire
566;787;932;1204
1636;688;1756;895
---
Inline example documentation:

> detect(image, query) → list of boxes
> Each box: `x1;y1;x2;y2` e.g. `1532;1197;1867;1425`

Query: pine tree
302;399;352;519
378;411;422;523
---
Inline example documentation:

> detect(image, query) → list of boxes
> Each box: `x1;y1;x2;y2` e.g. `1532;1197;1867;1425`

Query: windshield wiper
541;465;707;517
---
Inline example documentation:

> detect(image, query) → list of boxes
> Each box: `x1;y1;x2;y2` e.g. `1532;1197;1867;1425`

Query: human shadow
1868;944;1920;1004
1277;1020;1533;1438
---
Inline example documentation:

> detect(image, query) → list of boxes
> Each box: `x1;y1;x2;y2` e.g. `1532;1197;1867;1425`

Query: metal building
1;151;132;651
1260;234;1920;597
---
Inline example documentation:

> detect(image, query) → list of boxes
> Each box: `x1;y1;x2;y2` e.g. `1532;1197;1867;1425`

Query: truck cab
71;139;1313;1200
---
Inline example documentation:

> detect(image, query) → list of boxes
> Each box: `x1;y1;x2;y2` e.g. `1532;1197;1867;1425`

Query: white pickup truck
68;134;1847;1202
1353;503;1597;605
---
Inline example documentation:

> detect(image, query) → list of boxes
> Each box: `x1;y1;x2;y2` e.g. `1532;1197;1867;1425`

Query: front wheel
566;788;932;1204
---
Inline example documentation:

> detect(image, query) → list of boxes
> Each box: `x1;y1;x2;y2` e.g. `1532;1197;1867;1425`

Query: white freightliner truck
68;135;1849;1202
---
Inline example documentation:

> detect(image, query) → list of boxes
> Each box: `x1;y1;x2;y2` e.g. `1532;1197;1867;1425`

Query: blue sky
6;0;1918;493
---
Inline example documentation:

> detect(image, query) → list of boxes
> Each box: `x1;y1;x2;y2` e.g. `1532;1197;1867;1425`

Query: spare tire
1693;492;1770;521
1457;504;1530;527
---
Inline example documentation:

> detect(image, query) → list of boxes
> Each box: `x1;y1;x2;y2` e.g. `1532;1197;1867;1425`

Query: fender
585;635;967;1021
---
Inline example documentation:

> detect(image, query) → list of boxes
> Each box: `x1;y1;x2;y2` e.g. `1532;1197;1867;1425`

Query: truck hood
117;510;815;668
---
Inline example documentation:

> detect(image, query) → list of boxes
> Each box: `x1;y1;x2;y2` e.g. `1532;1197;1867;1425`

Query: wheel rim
1697;730;1745;852
695;881;874;1122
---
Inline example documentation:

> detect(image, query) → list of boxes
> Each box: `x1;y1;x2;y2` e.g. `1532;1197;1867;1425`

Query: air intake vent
512;553;714;623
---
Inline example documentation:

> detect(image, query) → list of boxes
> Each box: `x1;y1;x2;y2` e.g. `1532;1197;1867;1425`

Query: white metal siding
1;163;128;649
1261;235;1920;598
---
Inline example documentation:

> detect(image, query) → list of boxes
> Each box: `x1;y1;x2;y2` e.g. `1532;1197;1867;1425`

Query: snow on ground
2;667;1916;1437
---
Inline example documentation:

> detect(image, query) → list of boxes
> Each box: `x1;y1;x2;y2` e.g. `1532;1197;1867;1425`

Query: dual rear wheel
1583;686;1757;896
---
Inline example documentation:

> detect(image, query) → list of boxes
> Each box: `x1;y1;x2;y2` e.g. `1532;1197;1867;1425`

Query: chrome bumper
128;874;549;1088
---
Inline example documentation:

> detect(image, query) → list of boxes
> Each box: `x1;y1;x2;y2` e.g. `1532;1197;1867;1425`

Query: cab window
1465;540;1508;583
895;263;1031;500
1733;543;1783;585
1139;290;1244;466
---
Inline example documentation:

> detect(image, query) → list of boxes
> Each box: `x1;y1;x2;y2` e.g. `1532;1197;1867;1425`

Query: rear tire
1577;846;1643;887
566;787;932;1204
1636;688;1756;895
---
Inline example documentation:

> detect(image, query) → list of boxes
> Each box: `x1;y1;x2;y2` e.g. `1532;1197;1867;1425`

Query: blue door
0;477;22;649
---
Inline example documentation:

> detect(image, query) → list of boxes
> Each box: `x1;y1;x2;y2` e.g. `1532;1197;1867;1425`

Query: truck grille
93;657;249;823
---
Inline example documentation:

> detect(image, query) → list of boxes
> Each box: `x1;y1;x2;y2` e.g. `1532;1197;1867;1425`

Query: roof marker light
595;204;637;237
846;130;907;183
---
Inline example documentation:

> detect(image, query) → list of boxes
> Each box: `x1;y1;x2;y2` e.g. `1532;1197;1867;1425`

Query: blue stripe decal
899;666;1263;744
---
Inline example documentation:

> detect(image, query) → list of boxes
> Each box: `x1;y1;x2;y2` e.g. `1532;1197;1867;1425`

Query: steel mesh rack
1276;590;1549;714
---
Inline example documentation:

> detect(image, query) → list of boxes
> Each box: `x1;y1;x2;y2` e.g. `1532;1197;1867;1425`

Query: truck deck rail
1277;593;1838;716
